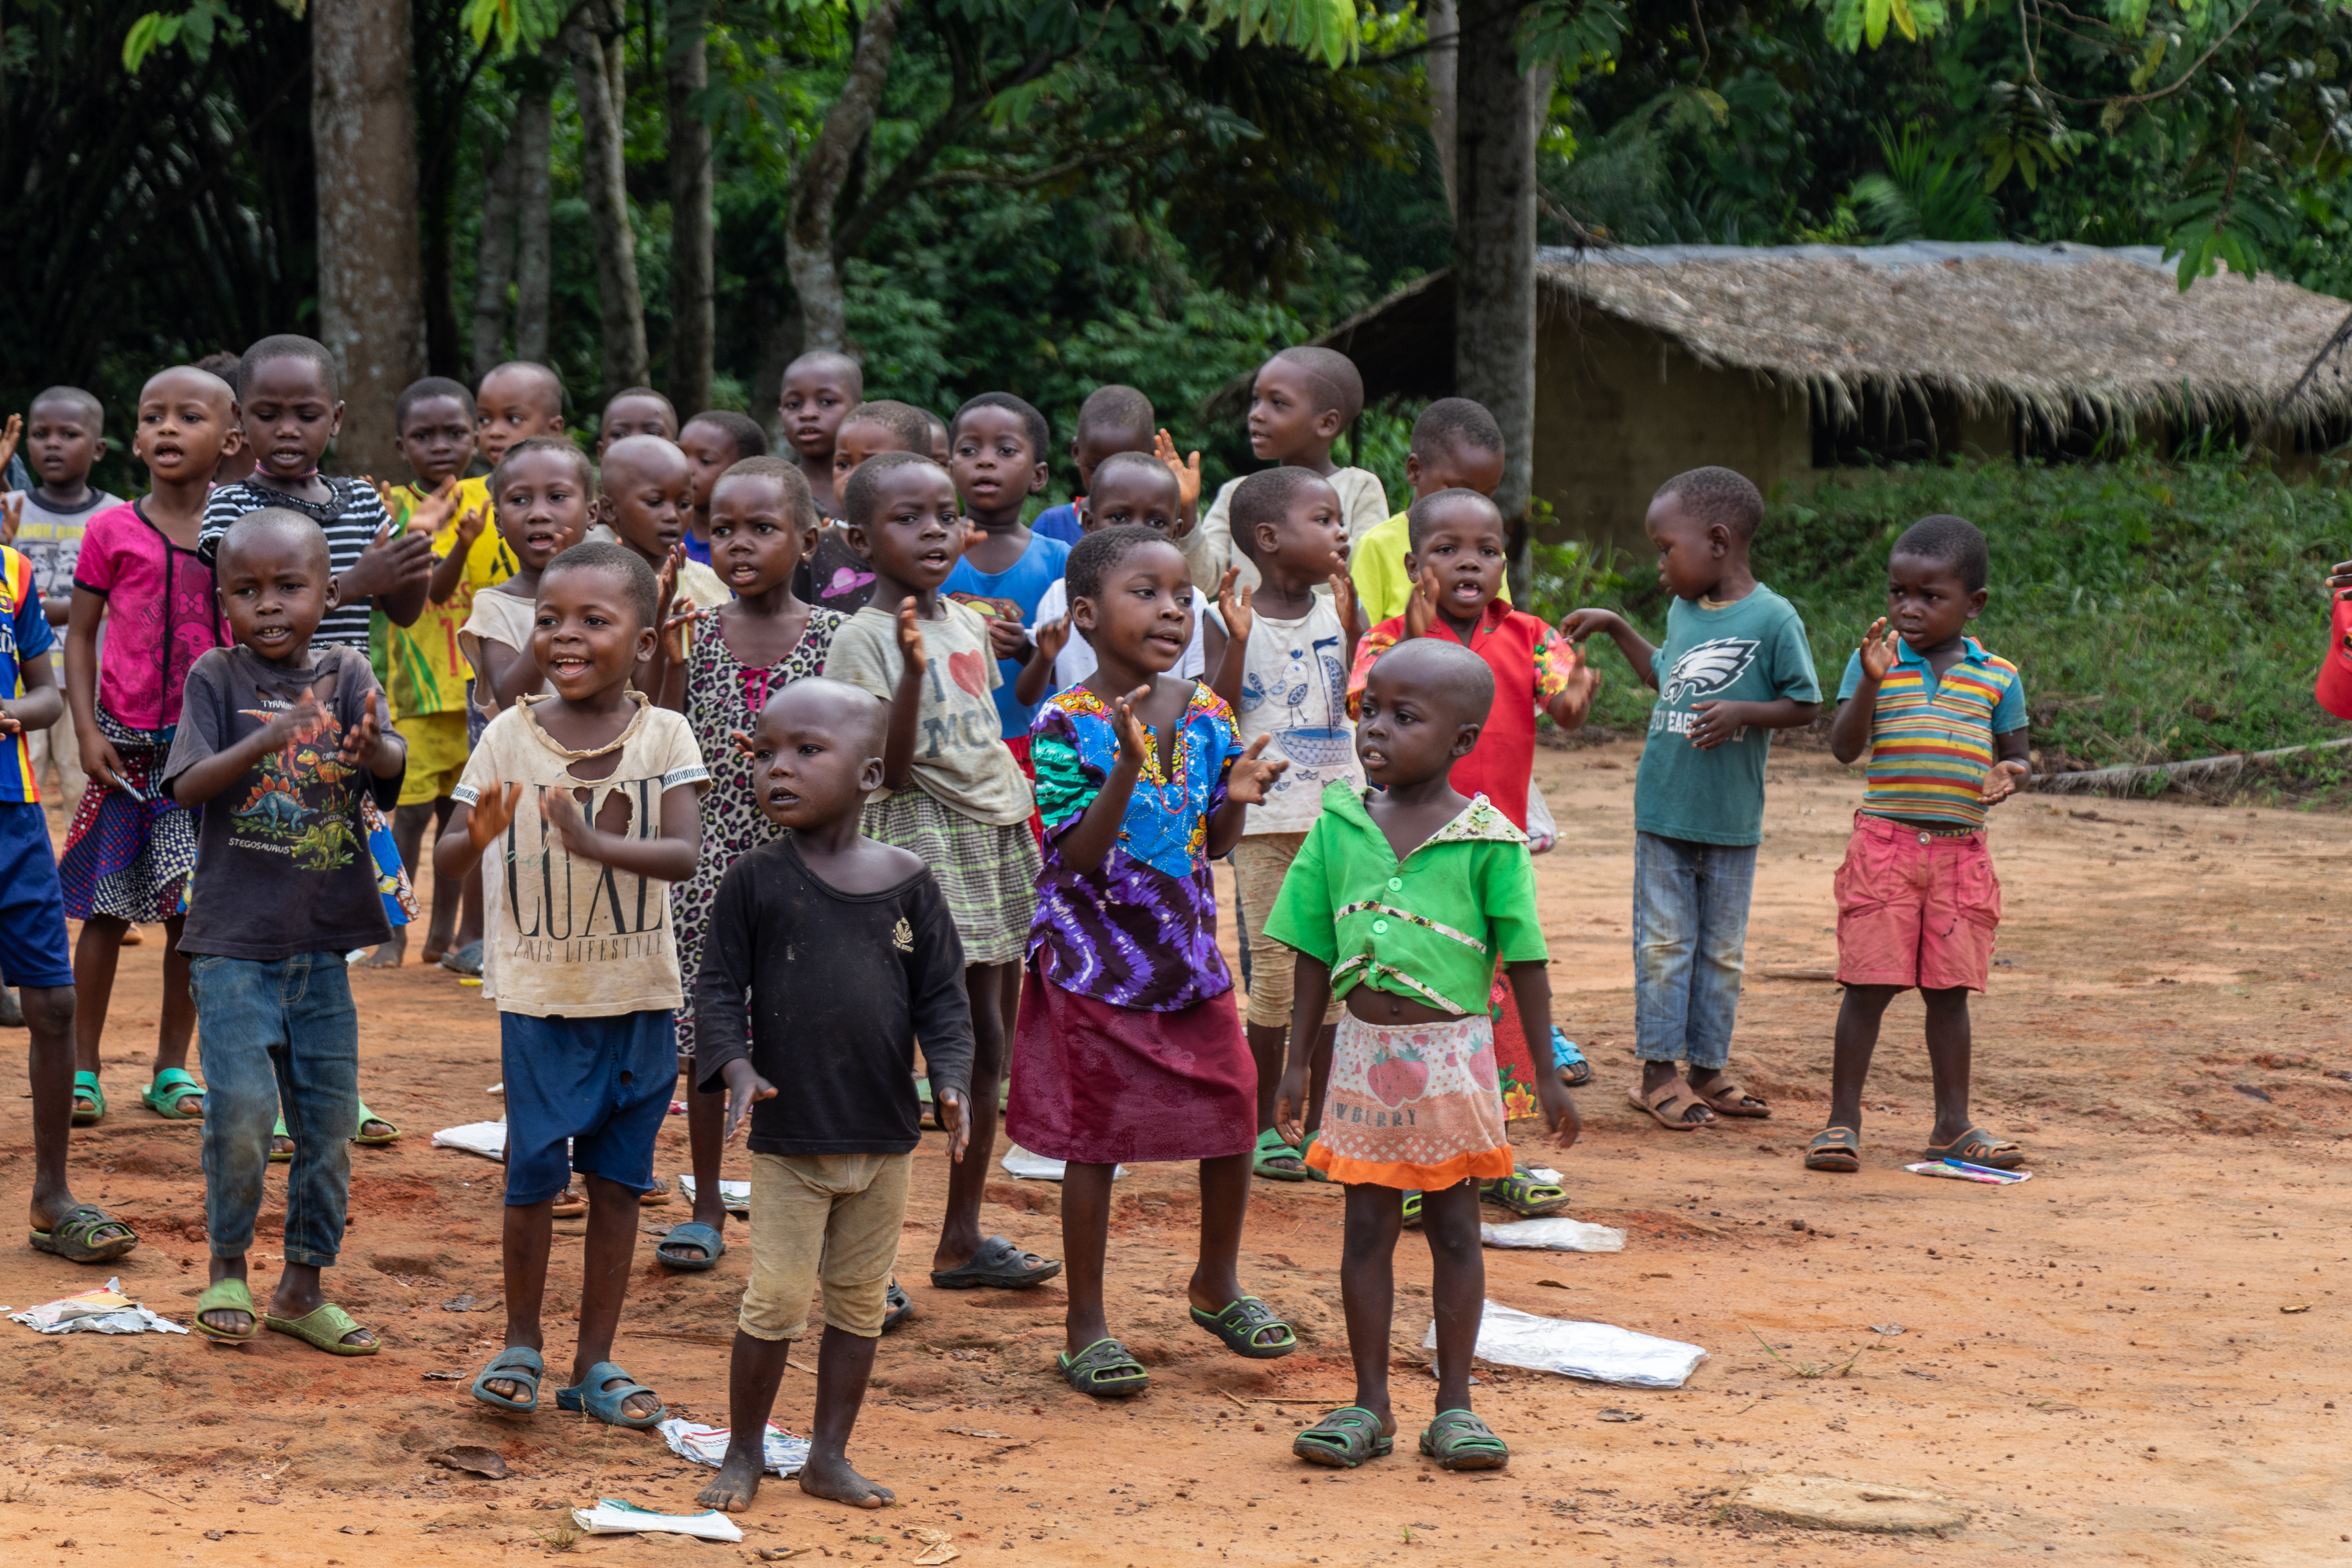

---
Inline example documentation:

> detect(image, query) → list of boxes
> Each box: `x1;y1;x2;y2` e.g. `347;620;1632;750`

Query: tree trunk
470;121;519;380
566;1;648;396
1427;0;1458;217
312;0;427;476
785;0;904;354
1454;0;1537;531
512;73;554;364
666;0;714;416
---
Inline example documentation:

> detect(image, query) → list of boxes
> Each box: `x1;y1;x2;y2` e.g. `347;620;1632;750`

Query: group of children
0;332;2037;1505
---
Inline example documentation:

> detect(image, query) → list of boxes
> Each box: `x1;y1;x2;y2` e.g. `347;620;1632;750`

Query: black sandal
881;1278;914;1333
1189;1295;1297;1360
1057;1337;1149;1398
29;1204;138;1263
930;1234;1061;1291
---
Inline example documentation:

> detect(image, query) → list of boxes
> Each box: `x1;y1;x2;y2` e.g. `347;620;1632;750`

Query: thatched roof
1296;243;2352;437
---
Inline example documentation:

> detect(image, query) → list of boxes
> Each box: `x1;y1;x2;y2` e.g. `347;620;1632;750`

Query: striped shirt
199;478;392;653
1838;637;2026;832
0;546;51;802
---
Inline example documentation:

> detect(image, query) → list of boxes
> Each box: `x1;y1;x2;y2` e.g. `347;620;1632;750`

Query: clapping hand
1224;733;1290;805
1032;614;1072;668
894;597;930;677
465;781;524;854
1858;616;1899;683
984;610;1030;662
336;691;389;770
1153;429;1202;536
1402;563;1442;641
1981;757;2030;806
1109;683;1155;775
1215;567;1252;647
0;413;20;476
1329;570;1360;647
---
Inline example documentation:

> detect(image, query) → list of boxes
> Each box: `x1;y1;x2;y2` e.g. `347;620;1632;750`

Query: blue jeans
190;952;359;1268
1632;832;1758;1072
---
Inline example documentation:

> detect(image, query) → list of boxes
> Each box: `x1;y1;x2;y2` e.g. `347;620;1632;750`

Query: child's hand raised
1858;616;1898;682
1154;429;1203;530
1033;614;1071;668
336;690;387;769
1215;567;1253;647
934;1086;973;1164
539;784;597;857
1109;684;1155;775
894;597;930;676
258;688;331;751
1981;757;2030;806
657;602;703;669
1556;607;1618;644
1403;564;1441;641
450;499;487;555
1329;571;1360;647
720;1061;779;1147
466;781;524;853
0;413;21;476
0;492;20;547
1225;732;1290;805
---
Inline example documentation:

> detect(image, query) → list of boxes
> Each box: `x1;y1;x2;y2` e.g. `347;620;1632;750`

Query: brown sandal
1628;1080;1716;1131
1692;1078;1770;1119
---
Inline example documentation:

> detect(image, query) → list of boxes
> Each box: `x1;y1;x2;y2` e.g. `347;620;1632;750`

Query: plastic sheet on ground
1479;1217;1625;1253
12;1279;187;1336
1000;1145;1124;1182
675;1175;751;1214
431;1120;507;1159
570;1498;745;1541
1905;1161;2032;1186
1424;1299;1706;1388
657;1417;809;1477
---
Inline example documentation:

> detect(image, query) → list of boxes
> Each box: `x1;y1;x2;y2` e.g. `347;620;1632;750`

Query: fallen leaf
907;1525;960;1565
1596;1409;1643;1423
2283;1303;2313;1314
1534;1278;1573;1290
433;1445;510;1479
1870;1324;1904;1335
941;1426;1010;1440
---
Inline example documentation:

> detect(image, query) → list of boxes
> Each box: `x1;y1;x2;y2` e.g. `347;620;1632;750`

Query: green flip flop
193;1278;260;1343
1252;1127;1310;1181
352;1102;401;1146
70;1072;104;1127
1057;1337;1150;1398
1293;1407;1394;1468
1189;1295;1298;1360
141;1068;205;1121
268;1115;294;1163
263;1302;378;1357
1419;1408;1510;1470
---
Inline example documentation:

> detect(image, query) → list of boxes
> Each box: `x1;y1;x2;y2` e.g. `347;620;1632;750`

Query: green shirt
1631;585;1820;847
1265;781;1548;1017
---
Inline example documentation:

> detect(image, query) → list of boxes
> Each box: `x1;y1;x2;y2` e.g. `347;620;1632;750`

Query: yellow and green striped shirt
1837;636;2025;832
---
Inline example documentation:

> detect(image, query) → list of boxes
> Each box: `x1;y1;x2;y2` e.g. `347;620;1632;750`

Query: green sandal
1057;1337;1150;1398
1190;1295;1297;1360
268;1115;294;1163
1400;1189;1424;1229
70;1072;104;1127
141;1068;205;1121
1293;1407;1394;1468
1419;1409;1509;1470
352;1102;401;1146
263;1302;378;1357
1480;1166;1571;1219
29;1203;138;1263
193;1278;260;1343
1253;1127;1310;1181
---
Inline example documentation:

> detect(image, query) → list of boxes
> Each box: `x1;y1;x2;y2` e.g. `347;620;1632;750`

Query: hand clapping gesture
1857;616;1899;683
983;610;1030;663
1402;563;1442;642
1215;567;1253;647
1223;732;1289;806
1032;614;1072;669
1153;429;1203;538
1109;683;1156;776
465;781;525;854
894;597;930;677
336;691;392;771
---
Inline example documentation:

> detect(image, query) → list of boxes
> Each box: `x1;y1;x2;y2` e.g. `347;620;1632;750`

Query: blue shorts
500;1009;675;1204
0;801;74;989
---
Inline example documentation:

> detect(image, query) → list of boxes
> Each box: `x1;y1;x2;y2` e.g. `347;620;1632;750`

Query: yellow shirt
1349;510;1513;625
379;477;512;720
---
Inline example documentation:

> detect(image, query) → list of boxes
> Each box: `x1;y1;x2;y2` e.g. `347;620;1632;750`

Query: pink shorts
1833;813;2001;992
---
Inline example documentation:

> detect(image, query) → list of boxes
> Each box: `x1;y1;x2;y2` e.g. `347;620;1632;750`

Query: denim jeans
1632;831;1759;1071
190;952;359;1268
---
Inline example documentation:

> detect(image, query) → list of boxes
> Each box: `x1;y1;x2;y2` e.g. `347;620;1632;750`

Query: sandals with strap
1552;1029;1592;1089
141;1068;205;1121
930;1234;1061;1291
655;1220;726;1272
1480;1167;1572;1219
1252;1126;1310;1182
1057;1337;1150;1399
268;1115;294;1164
882;1278;915;1333
263;1302;378;1357
70;1072;104;1127
1294;1407;1395;1468
556;1360;665;1428
352;1102;401;1146
1629;1079;1716;1131
1692;1077;1770;1119
1189;1295;1298;1360
472;1346;546;1413
1805;1127;1862;1173
1419;1409;1510;1471
1399;1189;1424;1230
192;1278;259;1342
1924;1127;2025;1170
30;1203;138;1263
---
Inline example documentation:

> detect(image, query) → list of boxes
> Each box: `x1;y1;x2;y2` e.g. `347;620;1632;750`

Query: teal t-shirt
1631;585;1821;846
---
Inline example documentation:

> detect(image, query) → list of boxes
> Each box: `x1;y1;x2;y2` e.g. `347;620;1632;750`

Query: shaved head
785;350;863;392
600;432;690;485
481;360;565;416
1369;636;1493;726
219;508;332;576
762;676;887;756
141;364;236;413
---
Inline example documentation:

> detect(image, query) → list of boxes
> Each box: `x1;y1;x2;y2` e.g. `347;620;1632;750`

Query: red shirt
2320;596;2352;722
1347;600;1578;831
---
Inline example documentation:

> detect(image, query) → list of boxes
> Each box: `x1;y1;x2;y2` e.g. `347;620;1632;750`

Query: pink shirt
70;502;227;732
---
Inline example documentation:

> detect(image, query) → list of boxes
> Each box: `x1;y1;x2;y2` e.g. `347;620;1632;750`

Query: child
196;352;260;486
658;457;846;1274
1029;385;1157;548
1810;514;2028;1175
58;366;239;1127
596;386;679;456
819;451;1057;1294
165;510;407;1352
1017;452;1204;701
943;392;1067;774
2320;550;2352;719
677;410;768;565
8;386;123;805
1266;636;1578;1470
798;400;930;616
777;351;862;520
1006;524;1291;1396
363;376;503;968
692;678;975;1513
591;433;732;609
437;540;709;1426
1197;467;1362;1183
922;409;951;468
1350;398;1510;626
1562;467;1820;1133
1182;348;1389;592
475;361;567;466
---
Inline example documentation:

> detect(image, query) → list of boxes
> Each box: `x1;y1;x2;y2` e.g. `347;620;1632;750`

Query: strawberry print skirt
1305;1013;1517;1190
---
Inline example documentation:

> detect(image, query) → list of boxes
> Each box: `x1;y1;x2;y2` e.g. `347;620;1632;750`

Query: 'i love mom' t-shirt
822;600;1035;827
1631;584;1820;847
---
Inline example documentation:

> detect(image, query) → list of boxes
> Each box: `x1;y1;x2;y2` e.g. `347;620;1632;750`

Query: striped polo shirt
1837;636;2025;831
0;546;52;802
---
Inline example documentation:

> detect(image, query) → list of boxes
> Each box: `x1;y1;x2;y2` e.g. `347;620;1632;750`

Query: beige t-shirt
821;600;1033;828
457;586;550;717
1177;466;1390;592
453;693;710;1018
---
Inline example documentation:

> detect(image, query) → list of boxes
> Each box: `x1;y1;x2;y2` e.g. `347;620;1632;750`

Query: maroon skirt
1005;964;1256;1165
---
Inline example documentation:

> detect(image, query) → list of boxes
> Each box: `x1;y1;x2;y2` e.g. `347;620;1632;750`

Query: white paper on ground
1479;1217;1625;1253
431;1120;507;1159
1425;1299;1706;1388
675;1176;751;1214
999;1145;1126;1182
656;1418;810;1477
570;1498;745;1541
11;1278;188;1336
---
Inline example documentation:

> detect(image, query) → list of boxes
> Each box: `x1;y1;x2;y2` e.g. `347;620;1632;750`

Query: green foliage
122;0;300;70
1847;119;1999;238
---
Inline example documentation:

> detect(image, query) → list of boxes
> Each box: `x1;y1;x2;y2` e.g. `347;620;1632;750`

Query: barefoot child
1268;637;1579;1470
1182;347;1389;591
58;367;238;1127
677;410;767;565
439;541;708;1425
657;458;845;1274
1811;514;2029;1175
166;511;408;1352
1006;524;1294;1397
778;351;863;521
820;452;1057;1294
798;400;931;616
692;679;975;1513
1562;468;1821;1135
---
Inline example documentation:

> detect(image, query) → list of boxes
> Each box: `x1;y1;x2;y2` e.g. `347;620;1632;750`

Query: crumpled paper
1479;1217;1626;1253
430;1120;507;1159
656;1417;810;1478
1424;1299;1706;1388
570;1498;744;1541
12;1278;187;1336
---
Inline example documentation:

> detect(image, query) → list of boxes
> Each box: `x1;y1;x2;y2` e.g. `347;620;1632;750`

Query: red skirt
1005;964;1256;1165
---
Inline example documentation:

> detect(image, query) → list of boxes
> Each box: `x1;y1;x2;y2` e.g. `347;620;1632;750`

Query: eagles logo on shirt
1660;638;1761;704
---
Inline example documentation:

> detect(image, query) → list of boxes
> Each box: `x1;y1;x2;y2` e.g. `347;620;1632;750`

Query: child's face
597;393;677;457
1885;552;1985;649
747;692;882;832
475;368;564;463
217;531;332;661
495;450;590;572
848;464;962;593
708;474;813;598
1403;499;1508;622
1077;466;1181;536
1071;426;1149;493
1072;540;1194;675
677;422;740;525
597;438;694;564
1247;357;1341;464
25;398;104;490
1645;493;1731;602
949;406;1047;525
1252;478;1348;585
132;369;238;487
395;394;477;490
240;356;343;479
926;418;950;468
1405;435;1505;501
533;564;655;703
831;418;913;497
780;367;859;463
1355;659;1477;791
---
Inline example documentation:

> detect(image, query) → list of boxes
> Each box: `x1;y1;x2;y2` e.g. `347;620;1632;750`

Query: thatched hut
1311;242;2352;550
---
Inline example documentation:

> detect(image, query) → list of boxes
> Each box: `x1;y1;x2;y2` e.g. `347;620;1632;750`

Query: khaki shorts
739;1150;912;1341
1233;831;1344;1031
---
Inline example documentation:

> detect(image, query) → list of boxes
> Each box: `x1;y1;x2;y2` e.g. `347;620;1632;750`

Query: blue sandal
654;1219;725;1271
555;1360;665;1428
472;1346;545;1413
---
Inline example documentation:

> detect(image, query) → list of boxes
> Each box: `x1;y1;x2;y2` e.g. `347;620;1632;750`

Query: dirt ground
1;737;2347;1568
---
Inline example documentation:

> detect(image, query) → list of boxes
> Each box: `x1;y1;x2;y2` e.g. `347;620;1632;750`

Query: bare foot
798;1452;892;1510
696;1449;763;1513
354;934;406;968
